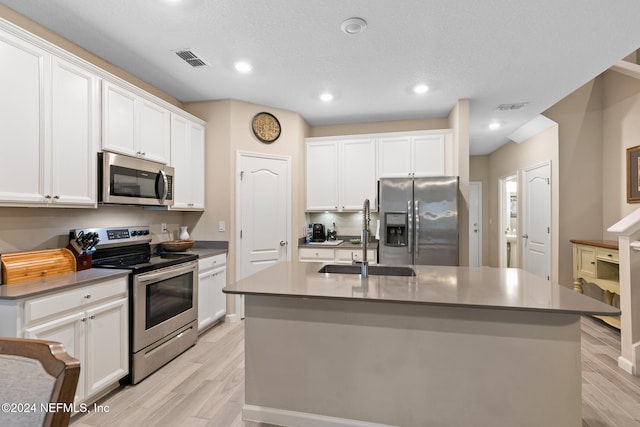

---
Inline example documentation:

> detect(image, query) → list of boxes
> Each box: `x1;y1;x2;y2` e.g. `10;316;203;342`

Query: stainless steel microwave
98;152;174;207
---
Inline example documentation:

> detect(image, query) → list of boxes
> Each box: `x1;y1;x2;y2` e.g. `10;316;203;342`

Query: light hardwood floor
71;316;640;427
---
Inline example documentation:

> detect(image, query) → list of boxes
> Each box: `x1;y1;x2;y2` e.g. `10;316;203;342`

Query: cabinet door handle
89;315;95;320
81;317;87;322
590;262;595;265
84;294;91;299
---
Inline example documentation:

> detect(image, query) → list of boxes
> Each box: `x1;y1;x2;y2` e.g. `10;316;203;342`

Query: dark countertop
224;261;620;316
0;269;130;300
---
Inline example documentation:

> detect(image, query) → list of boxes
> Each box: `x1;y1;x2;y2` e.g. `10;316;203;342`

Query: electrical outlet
218;221;225;232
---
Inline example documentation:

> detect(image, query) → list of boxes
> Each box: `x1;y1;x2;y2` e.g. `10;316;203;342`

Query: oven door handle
137;262;196;283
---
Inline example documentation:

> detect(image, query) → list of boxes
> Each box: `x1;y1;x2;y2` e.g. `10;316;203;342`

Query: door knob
280;240;288;246
522;234;529;239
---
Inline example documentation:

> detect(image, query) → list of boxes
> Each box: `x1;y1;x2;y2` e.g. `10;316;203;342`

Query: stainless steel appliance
72;225;198;384
378;176;459;266
98;152;174;207
312;223;326;242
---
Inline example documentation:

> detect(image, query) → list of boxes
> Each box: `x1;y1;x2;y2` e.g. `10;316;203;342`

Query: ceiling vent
174;49;210;68
496;102;528;111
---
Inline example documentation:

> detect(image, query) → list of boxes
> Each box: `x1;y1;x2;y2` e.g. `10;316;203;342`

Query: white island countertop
224;261;619;316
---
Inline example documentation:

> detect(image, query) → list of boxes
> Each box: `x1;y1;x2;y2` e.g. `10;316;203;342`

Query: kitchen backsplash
306;212;380;238
0;206;197;253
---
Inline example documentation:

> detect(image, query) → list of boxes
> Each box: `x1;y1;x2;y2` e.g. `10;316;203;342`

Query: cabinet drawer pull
85;294;91;299
590;262;595;265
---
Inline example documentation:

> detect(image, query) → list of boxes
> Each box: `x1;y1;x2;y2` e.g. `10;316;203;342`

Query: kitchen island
224;262;620;427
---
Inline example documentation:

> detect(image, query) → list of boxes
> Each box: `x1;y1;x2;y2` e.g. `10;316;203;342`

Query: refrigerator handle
407;200;412;254
414;200;419;255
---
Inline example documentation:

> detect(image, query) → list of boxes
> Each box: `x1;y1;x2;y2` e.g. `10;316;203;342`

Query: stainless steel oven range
71;225;198;384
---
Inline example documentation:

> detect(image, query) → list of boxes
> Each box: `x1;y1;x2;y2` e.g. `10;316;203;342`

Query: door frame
469;181;482;267
235;151;292;282
498;173;518;268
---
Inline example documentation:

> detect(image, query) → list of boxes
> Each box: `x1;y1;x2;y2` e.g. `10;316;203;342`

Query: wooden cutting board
1;248;76;284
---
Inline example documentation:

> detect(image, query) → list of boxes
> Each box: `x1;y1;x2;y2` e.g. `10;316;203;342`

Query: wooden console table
571;239;620;329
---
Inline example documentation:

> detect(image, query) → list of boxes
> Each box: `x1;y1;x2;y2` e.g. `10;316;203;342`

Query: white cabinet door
103;81;171;164
211;266;227;322
197;269;213;332
139;99;170;164
102;81;137;156
198;265;226;332
413;135;446;177
189;122;205;209
340;139;377;210
85;298;128;397
306;141;339;210
50;57;99;206
24;311;86;402
170;114;205;210
377;136;412;178
0;30;49;204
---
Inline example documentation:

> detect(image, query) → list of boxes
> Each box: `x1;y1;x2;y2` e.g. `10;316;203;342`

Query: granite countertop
224;261;620;316
0;269;130;300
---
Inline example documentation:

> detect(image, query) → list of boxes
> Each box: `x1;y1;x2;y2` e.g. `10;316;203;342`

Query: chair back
0;337;80;427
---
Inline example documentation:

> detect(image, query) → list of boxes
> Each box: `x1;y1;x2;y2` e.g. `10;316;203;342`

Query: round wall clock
252;112;281;144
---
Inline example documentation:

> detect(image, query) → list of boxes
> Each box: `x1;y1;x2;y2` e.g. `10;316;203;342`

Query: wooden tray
1;248;76;284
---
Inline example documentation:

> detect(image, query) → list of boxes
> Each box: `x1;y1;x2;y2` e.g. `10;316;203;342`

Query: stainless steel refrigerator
378;176;459;266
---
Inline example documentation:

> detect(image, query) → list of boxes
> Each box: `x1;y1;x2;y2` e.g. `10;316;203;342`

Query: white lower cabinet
300;247;377;264
198;254;227;333
22;277;128;404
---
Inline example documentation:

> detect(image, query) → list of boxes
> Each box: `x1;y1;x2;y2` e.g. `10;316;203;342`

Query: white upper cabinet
306;141;339;211
50;57;100;206
0;29;98;207
378;133;451;178
170;114;205;210
0;29;48;204
340;138;377;210
139;98;171;164
102;80;171;164
306;131;453;212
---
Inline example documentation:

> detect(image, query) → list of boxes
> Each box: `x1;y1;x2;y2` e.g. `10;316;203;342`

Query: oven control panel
71;225;152;250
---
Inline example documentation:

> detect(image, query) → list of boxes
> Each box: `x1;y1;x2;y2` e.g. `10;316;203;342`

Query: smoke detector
174;49;210;68
341;17;367;35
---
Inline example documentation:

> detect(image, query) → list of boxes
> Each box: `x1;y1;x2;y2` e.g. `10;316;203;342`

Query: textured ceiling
2;0;640;154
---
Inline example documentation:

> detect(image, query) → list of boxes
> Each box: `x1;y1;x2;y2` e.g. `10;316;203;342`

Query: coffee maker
312;223;326;242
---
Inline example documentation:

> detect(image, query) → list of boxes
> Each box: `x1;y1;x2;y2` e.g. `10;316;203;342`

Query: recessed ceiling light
320;92;334;102
234;61;252;73
341;17;367;35
413;84;429;95
489;122;501;130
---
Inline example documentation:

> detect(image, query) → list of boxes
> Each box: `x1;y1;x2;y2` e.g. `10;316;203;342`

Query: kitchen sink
318;264;416;276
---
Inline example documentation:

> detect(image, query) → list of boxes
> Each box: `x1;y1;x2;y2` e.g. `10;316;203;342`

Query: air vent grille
174;49;209;68
496;102;528;111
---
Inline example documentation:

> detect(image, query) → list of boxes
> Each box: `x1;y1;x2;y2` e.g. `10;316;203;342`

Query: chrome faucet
361;199;371;278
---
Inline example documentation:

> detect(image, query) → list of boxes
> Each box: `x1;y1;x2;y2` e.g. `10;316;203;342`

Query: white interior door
522;162;551;280
469;181;482;267
237;152;291;280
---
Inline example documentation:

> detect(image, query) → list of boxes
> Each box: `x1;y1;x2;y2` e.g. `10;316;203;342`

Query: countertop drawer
199;253;226;271
25;276;127;325
299;248;334;261
596;247;619;263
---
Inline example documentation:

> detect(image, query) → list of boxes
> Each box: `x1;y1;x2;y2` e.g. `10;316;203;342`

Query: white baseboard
225;313;241;323
618;355;634;375
633;341;640;376
242;405;396;427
